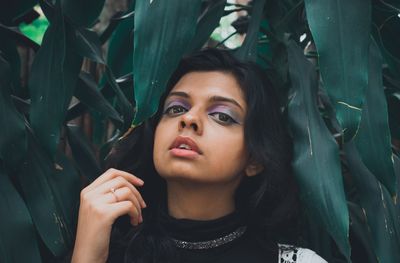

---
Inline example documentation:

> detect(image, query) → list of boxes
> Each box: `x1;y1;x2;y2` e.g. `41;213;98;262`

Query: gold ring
110;188;118;202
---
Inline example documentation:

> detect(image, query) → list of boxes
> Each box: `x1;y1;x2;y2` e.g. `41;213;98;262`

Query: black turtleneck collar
160;208;245;242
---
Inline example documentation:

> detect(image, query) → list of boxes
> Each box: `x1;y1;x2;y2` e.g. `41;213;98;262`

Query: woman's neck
166;180;236;220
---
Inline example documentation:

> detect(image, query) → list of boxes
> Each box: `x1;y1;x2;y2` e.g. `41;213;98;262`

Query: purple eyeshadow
209;105;242;123
163;99;190;112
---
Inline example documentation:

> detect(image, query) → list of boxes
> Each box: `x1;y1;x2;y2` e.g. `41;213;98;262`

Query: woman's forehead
168;71;246;106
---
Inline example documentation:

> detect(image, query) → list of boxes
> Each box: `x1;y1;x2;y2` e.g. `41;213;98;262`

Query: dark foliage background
0;0;399;262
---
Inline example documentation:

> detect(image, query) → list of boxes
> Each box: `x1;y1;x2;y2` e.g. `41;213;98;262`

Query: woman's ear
244;161;264;177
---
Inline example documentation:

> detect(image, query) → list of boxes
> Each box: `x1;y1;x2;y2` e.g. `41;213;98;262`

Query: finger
103;187;143;222
84;168;144;193
96;176;146;208
108;201;141;226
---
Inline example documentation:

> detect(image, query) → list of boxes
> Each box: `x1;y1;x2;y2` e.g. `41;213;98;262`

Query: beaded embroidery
172;226;247;250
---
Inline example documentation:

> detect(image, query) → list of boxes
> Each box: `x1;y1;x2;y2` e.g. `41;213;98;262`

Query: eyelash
163;105;238;125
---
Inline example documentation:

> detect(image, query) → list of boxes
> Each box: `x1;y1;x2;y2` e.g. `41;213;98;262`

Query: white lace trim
278;244;328;263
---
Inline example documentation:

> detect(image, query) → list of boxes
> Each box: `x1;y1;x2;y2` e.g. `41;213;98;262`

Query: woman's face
153;71;251;185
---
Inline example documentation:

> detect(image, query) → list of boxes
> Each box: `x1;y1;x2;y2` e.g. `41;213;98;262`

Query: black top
108;210;278;263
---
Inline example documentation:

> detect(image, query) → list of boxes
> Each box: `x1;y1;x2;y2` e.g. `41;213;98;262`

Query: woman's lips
169;136;202;159
169;148;200;159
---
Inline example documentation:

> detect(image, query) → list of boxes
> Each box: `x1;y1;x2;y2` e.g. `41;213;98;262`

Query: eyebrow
167;91;244;111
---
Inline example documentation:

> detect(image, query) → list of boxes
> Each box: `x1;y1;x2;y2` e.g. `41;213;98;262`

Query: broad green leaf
29;4;82;157
73;28;134;130
235;0;266;61
60;0;105;27
0;55;27;169
186;0;226;53
132;0;202;124
75;72;123;128
0;164;42;263
66;124;101;181
354;40;397;196
304;0;371;141
107;2;135;79
344;141;400;263
286;40;350;260
16;129;71;256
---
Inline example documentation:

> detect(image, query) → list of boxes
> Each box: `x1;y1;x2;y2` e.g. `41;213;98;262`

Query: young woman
71;49;327;263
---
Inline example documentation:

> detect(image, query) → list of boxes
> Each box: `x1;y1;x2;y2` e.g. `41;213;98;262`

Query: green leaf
286;40;350;260
75;72;123;128
0;55;27;169
265;0;305;39
235;0;266;61
0;163;42;263
107;4;135;79
132;0;202;124
186;0;226;53
16;129;71;256
73;28;134;130
66;124;101;181
344;141;400;263
60;0;105;27
304;0;372;141
29;4;82;158
348;202;378;263
51;152;81;232
354;40;397;197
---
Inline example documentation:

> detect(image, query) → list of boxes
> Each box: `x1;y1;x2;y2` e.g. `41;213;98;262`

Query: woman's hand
71;168;146;263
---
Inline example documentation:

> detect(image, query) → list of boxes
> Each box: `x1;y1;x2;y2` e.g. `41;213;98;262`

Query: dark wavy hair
105;48;298;263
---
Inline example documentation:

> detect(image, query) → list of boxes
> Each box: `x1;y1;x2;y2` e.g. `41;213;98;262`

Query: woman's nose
179;111;203;135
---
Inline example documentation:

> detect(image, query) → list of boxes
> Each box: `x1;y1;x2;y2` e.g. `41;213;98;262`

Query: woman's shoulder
278;243;328;263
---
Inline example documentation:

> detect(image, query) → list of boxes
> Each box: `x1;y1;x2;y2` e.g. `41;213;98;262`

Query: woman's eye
164;105;187;115
210;112;237;124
